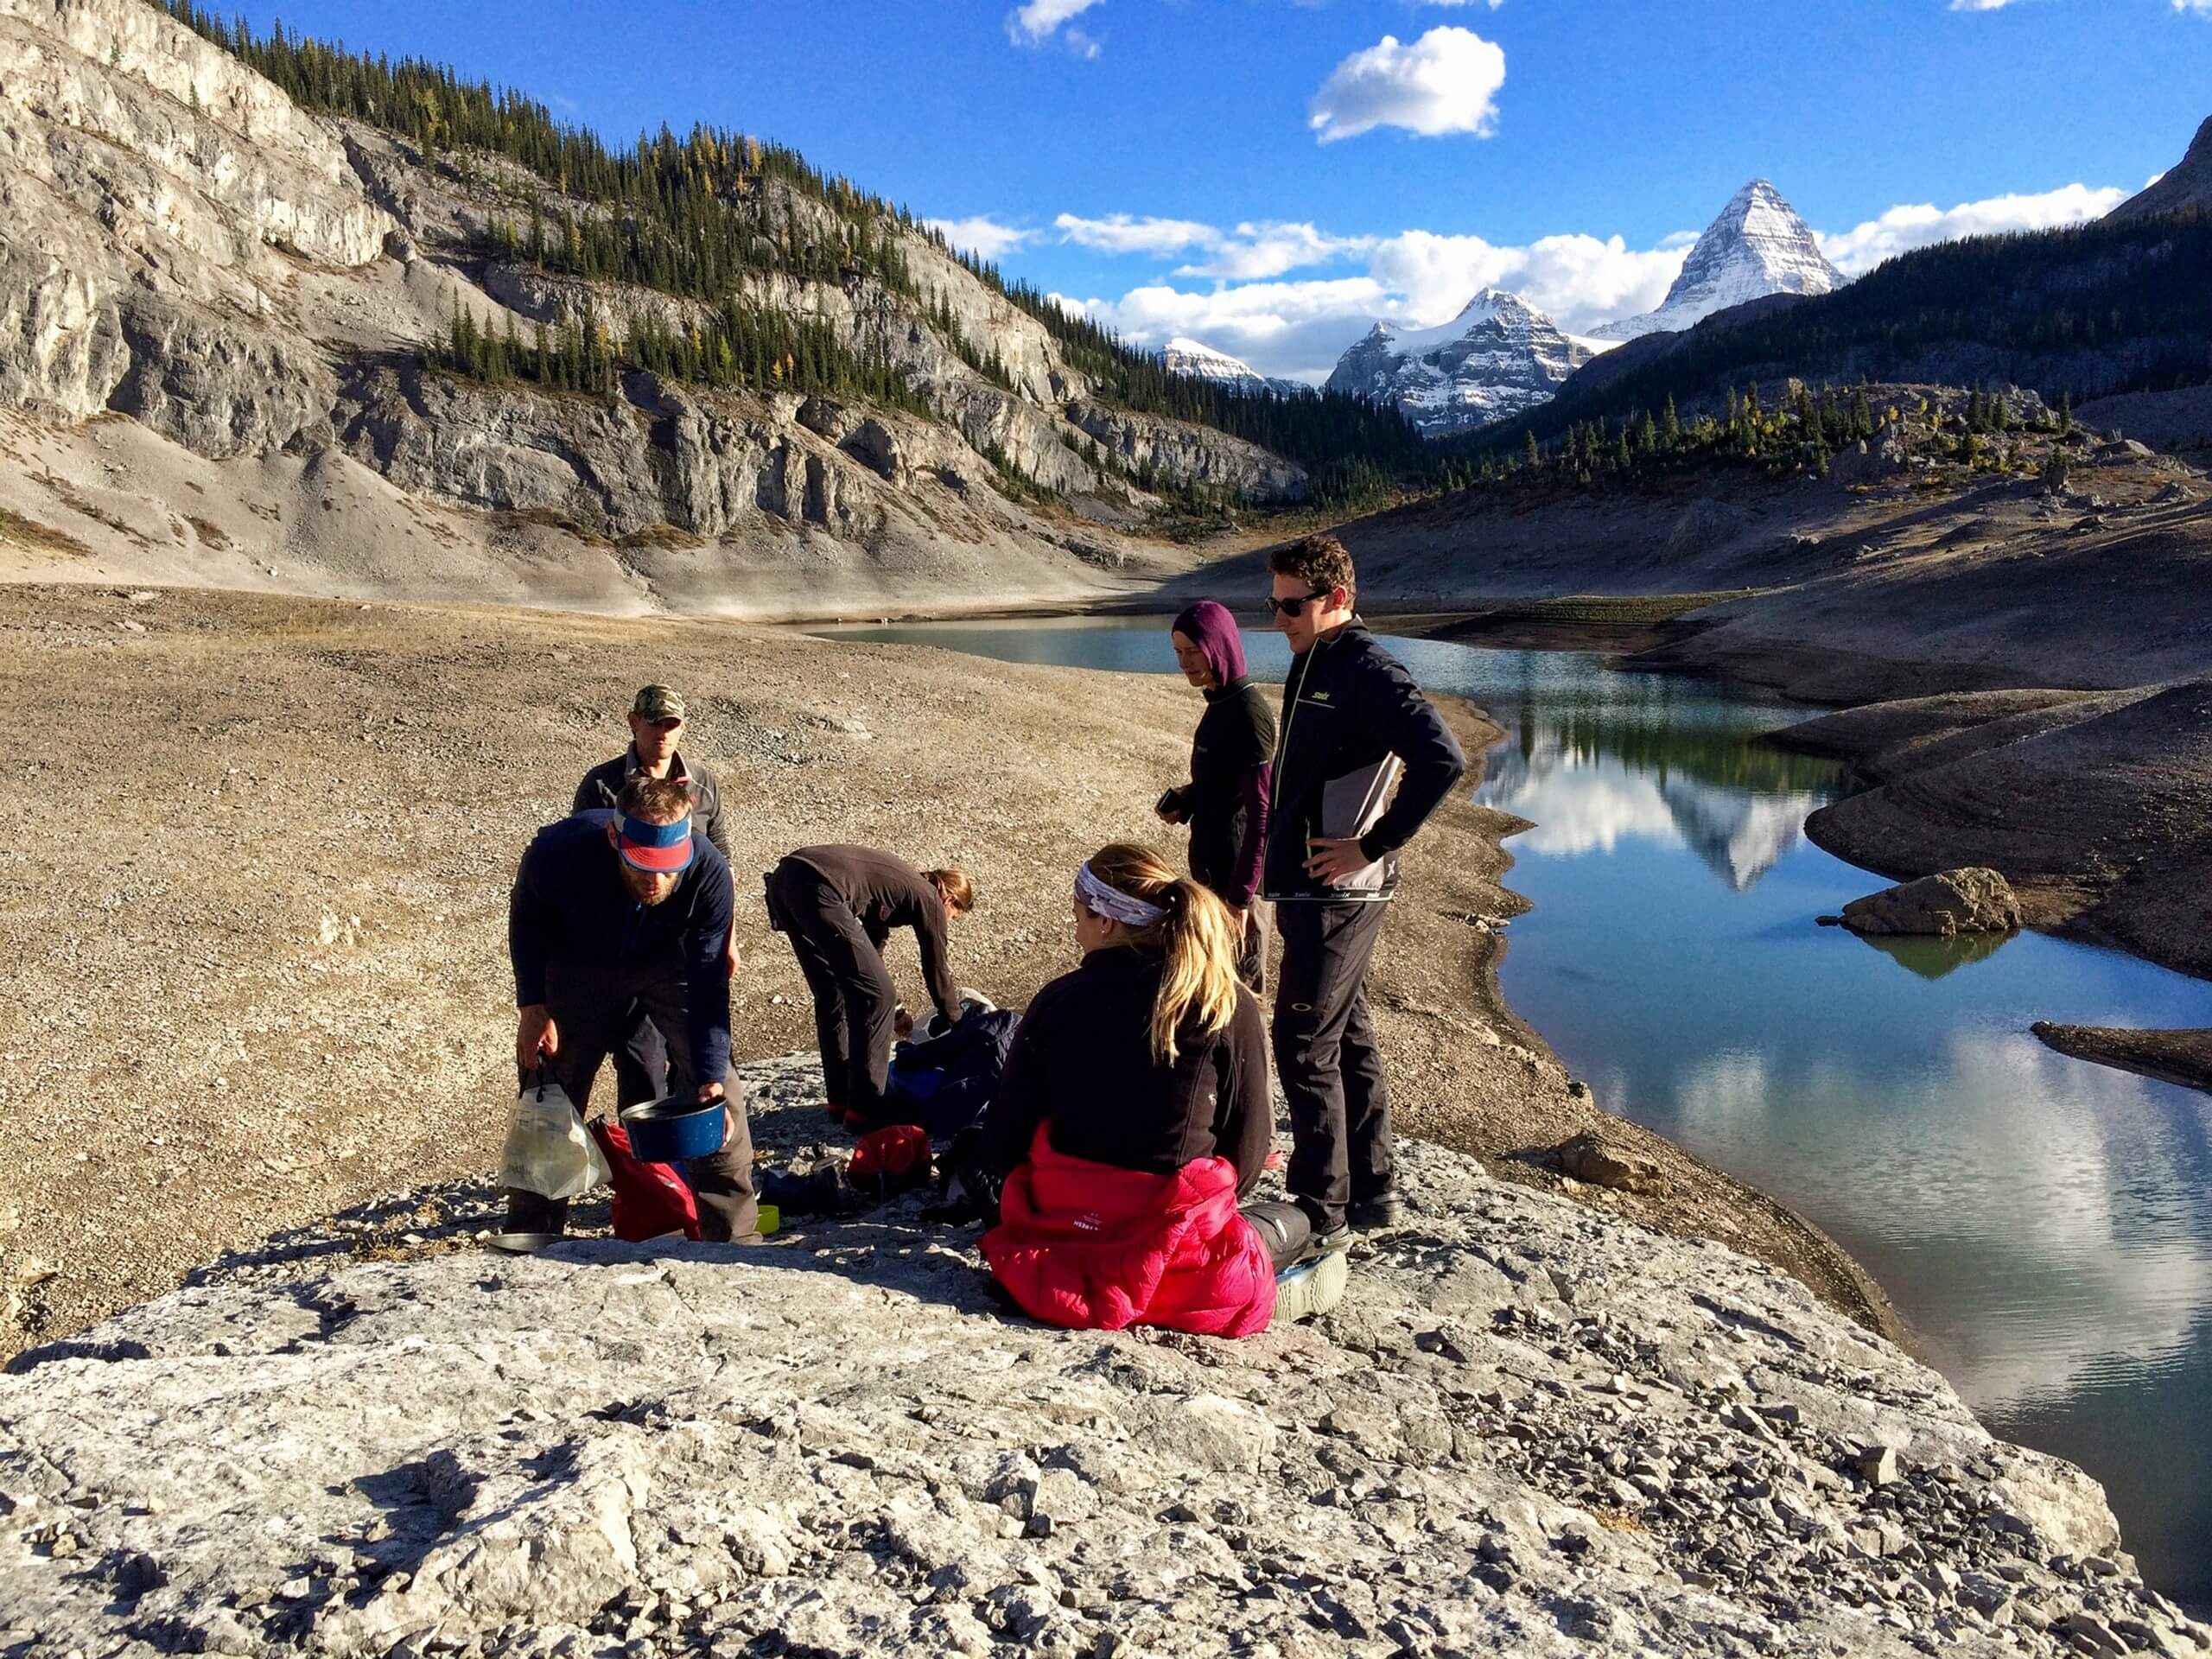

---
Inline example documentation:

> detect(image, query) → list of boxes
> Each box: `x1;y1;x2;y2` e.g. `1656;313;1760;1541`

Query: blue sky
240;0;2209;378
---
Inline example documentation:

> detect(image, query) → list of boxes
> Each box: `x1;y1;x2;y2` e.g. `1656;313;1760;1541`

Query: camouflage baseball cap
631;684;686;721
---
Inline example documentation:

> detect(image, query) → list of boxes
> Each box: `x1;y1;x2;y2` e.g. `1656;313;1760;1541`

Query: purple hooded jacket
1166;602;1276;910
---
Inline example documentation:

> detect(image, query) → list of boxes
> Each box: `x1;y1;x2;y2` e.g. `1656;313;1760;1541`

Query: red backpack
588;1119;701;1241
849;1125;932;1200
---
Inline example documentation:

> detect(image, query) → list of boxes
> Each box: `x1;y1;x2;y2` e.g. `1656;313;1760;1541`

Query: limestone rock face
1065;398;1308;499
1841;868;2024;937
0;0;1305;599
0;1058;2196;1659
0;0;391;427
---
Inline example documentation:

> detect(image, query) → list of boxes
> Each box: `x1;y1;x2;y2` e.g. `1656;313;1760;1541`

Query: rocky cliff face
4;1052;2201;1659
1325;290;1602;440
2107;115;2212;223
0;0;389;445
0;0;1303;610
1591;181;1841;342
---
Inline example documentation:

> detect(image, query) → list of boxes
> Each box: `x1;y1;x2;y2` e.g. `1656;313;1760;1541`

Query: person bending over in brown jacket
762;845;975;1128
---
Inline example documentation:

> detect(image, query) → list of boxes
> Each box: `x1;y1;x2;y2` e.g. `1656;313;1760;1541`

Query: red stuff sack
589;1119;701;1241
849;1125;932;1200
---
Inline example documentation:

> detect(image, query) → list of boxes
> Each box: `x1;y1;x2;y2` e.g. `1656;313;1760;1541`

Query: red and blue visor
616;811;694;874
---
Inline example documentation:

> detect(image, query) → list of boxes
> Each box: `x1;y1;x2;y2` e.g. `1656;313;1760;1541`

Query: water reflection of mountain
1475;708;1840;890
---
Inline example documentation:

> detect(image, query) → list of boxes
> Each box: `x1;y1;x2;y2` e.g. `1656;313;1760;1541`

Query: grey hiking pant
1274;899;1394;1231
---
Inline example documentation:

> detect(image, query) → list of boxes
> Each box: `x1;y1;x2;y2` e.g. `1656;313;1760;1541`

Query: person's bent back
978;843;1292;1338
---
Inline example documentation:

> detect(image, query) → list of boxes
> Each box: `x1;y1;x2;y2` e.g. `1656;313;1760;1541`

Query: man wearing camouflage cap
575;684;740;1105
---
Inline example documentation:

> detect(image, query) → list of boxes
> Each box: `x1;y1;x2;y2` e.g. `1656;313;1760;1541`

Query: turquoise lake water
817;614;2212;1608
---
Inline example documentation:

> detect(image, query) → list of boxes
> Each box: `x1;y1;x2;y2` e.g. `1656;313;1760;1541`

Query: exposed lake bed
820;613;2212;1611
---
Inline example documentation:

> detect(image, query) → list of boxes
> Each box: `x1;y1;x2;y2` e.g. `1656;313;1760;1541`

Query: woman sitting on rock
978;843;1344;1335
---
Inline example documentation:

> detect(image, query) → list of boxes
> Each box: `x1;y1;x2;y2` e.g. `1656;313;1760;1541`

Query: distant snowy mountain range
1158;337;1307;398
1303;177;1841;440
1322;290;1609;440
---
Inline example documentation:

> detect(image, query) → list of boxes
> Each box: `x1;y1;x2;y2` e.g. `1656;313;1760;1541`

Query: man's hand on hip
516;1004;559;1075
1303;836;1371;887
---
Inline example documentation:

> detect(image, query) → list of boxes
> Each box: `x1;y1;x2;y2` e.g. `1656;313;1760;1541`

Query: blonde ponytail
1080;843;1242;1062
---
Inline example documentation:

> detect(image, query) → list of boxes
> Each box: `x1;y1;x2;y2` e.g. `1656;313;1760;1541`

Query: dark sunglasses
1264;588;1332;620
645;716;683;731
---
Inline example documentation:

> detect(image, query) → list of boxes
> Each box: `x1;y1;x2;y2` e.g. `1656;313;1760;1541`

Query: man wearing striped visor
506;774;758;1239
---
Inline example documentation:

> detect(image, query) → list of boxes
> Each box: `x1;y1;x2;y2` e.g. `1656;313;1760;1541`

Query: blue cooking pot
619;1095;728;1164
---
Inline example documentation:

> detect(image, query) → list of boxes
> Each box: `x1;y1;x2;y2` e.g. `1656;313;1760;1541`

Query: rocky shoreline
4;1052;2202;1659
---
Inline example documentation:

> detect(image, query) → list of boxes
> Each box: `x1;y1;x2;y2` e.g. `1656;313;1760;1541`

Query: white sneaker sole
1273;1247;1349;1325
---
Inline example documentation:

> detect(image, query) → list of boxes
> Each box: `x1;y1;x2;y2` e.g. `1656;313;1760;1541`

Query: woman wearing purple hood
1158;601;1277;990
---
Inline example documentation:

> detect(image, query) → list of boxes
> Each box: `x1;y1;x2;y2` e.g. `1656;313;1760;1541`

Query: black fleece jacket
1262;620;1466;903
508;811;734;1082
780;845;961;1019
982;946;1271;1194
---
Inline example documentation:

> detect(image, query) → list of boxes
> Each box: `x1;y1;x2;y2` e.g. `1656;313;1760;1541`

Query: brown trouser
505;955;757;1241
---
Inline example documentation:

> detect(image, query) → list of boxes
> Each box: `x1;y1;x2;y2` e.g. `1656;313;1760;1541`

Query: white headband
1075;861;1167;928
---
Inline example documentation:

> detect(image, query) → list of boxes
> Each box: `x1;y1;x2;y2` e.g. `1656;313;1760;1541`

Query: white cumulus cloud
1175;222;1379;281
1061;227;1695;383
923;216;1034;261
1007;0;1103;54
1052;277;1395;385
1815;182;2128;276
1308;27;1507;143
1367;229;1688;335
1054;212;1221;257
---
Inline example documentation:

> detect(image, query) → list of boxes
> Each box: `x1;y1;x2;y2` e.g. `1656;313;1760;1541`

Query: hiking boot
1348;1189;1406;1231
1306;1223;1352;1258
1273;1249;1349;1324
500;1188;569;1236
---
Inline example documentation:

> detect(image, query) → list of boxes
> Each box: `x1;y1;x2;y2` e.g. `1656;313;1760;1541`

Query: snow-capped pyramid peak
1590;178;1840;341
1326;289;1605;439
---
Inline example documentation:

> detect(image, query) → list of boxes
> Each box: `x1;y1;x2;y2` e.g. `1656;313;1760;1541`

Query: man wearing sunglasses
575;683;740;1104
1264;533;1465;1251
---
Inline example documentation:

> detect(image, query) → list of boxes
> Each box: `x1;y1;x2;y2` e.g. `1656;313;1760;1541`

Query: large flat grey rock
2;1060;2198;1658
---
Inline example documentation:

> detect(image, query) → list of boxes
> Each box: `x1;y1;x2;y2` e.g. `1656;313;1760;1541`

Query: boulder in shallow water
1840;868;2023;938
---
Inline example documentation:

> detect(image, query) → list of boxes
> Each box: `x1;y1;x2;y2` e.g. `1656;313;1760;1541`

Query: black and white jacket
1262;620;1466;904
